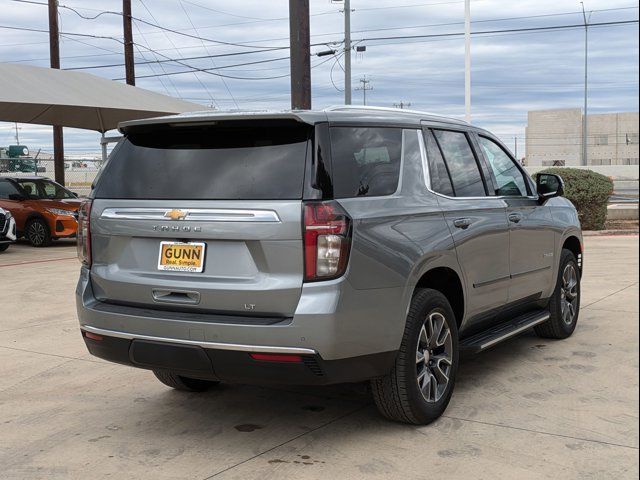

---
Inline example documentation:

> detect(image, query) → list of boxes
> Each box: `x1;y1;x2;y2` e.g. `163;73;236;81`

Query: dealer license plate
157;241;206;273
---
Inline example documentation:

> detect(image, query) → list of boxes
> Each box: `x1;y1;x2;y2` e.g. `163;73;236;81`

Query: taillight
77;199;92;267
303;201;351;282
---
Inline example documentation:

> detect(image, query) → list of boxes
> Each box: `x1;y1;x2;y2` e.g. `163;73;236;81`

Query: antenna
355;76;373;105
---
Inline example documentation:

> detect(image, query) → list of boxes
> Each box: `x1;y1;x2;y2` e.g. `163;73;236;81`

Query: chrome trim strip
100;208;281;223
81;325;317;355
473;275;511;289
510;265;551;279
478;313;550;350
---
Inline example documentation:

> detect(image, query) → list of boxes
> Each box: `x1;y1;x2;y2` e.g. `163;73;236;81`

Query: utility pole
355;76;372;105
514;135;518;159
394;101;411;110
123;0;136;86
48;0;64;185
581;2;591;166
464;0;471;123
289;0;311;109
344;0;352;105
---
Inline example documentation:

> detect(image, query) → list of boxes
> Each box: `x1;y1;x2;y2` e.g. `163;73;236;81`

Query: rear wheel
25;218;51;247
371;288;459;425
535;248;581;339
153;370;220;392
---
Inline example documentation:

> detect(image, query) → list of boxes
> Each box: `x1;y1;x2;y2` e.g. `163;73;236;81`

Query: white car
0;207;17;252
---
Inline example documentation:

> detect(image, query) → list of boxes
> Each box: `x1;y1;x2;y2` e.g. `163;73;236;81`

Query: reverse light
77;199;92;267
303;201;352;282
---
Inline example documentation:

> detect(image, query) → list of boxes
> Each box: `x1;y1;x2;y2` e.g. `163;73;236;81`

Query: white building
525;108;639;167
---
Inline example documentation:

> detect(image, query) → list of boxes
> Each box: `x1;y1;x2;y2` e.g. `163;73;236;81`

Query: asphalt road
0;236;638;479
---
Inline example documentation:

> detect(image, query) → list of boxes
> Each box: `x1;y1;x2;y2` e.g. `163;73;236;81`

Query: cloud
0;0;637;154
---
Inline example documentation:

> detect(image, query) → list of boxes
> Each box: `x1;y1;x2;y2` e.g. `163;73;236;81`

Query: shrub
537;168;613;230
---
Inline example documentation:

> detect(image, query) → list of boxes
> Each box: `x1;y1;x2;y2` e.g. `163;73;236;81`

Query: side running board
460;310;550;354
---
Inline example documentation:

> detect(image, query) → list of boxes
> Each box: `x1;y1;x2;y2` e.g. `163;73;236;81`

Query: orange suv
0;177;81;247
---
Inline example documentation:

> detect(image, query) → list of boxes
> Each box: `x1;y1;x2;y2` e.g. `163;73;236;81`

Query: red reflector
249;353;304;363
84;331;103;342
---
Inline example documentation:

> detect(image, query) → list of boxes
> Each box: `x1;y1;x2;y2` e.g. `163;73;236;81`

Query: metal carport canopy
0;63;203;132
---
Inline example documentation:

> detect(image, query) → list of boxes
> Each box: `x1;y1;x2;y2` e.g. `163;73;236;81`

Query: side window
432;129;487;197
330;127;402;198
423;129;454;196
0;180;20;199
478;136;528;197
17;181;39;198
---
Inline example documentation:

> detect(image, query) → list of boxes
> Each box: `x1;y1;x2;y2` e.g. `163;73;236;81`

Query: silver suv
76;107;582;424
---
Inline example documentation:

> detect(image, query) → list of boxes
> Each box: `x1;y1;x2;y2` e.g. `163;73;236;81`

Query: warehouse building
525;108;639;166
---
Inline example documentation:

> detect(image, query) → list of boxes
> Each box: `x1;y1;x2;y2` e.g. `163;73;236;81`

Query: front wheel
371;288;459;425
535;248;581;339
25;218;51;247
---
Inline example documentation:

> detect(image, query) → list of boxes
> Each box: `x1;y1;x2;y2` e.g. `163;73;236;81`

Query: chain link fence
0;158;103;197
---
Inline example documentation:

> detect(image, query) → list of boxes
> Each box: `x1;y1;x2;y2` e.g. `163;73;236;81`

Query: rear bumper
76;267;404;384
81;329;396;385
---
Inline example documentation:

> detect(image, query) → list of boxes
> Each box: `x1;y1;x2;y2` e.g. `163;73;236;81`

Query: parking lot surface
0;236;638;479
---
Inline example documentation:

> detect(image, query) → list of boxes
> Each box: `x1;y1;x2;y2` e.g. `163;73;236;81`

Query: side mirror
8;193;25;201
537;173;564;203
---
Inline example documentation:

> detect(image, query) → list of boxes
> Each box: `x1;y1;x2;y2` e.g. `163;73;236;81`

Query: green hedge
537;168;613;230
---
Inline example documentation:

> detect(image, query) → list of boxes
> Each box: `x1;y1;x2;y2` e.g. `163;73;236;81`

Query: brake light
303;201;351;281
77;199;92;267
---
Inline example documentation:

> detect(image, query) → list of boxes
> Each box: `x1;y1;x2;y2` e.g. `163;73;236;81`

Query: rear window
330;127;402;198
93;123;310;200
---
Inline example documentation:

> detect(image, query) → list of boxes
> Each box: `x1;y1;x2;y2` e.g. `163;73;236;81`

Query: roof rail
324;105;468;123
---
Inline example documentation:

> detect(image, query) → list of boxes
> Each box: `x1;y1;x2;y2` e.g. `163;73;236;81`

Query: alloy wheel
560;263;579;325
29;222;46;246
416;311;453;403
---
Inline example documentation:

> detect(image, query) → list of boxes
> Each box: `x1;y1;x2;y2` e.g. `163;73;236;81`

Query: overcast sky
1;0;638;155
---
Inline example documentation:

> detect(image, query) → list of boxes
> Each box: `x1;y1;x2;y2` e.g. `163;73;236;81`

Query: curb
583;230;639;237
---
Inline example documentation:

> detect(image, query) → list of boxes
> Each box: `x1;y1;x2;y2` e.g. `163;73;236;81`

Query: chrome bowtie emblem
164;209;187;221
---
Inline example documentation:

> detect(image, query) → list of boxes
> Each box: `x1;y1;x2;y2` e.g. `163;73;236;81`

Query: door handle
453;218;473;229
508;213;523;224
152;289;200;305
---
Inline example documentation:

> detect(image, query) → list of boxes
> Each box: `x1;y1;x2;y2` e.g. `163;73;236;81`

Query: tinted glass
330;127;402;198
0;180;20;199
423;130;454;196
479;136;528;196
94;124;310;200
432;130;486;197
16;180;38;198
39;180;75;199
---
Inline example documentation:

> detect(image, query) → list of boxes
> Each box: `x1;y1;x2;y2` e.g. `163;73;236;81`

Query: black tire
0;244;9;252
535;249;581;339
25;218;51;247
153;370;220;392
371;288;459;425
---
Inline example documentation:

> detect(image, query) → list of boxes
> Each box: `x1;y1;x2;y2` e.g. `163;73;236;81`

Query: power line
7;0;286;50
176;0;238;109
356;19;639;44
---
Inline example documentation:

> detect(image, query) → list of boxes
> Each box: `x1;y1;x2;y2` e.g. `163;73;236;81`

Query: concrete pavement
0;236;638;479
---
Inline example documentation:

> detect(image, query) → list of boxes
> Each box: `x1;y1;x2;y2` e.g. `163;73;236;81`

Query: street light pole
464;0;471;123
581;2;591;166
344;0;352;105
